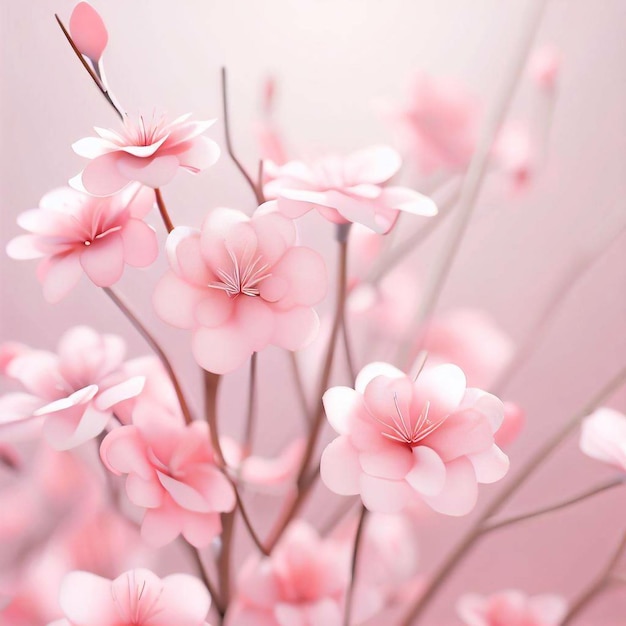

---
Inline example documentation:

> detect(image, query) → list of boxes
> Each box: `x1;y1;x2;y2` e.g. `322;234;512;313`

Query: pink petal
250;211;297;265
192;324;254;375
39;254;84;303
72;136;115;159
79;152;129;196
166;227;211;284
462;388;505;433
157;472;215;513
359;474;414;513
240;438;305;487
95;376;145;410
126;472;164;508
276;190;327;218
234;296;275;351
468;444;509;483
355;362;404;393
380;186;438;216
43;403;110;450
99;425;152;478
117;154;180;188
271;307;320;351
69;2;108;61
59;571;119;625
413;363;466;424
141;498;183;547
6;235;46;259
155;573;212;625
320;436;361;495
119;134;169;157
195;291;234;328
406;445;447;496
527;594;567;623
322;386;362;434
120;218;158;267
359;440;414;480
153;271;208;329
181;511;222;548
423;457;478;516
270;247;328;308
79;231;125;286
345;145;402;184
33;385;98;416
177;136;221;172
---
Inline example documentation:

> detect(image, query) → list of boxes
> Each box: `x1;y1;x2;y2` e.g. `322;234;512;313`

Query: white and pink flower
457;590;567;626
265;146;437;234
6;185;158;302
47;569;212;626
153;205;328;374
71;113;220;196
579;407;626;471
0;327;144;450
100;402;235;548
320;362;509;516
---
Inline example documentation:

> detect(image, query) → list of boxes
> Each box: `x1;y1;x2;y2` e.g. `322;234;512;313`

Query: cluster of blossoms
3;3;623;626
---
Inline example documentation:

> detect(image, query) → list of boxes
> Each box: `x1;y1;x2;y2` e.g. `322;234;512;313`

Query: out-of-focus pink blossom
321;362;509;516
153;204;327;374
221;437;305;492
492;121;535;192
495;402;525;449
0;327;144;450
100;402;235;548
389;74;480;176
457;590;567;626
6;185;158;302
420;309;514;389
226;522;348;626
265;146;437;234
256;76;289;166
71;113;220;196
579;408;626;471
69;3;108;63
527;45;562;92
47;569;212;626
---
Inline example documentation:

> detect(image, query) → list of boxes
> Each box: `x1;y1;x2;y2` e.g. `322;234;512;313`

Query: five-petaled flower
320;362;509;515
153;204;328;374
264;145;437;234
6;185;158;302
47;569;212;626
71;113;220;196
100;402;235;548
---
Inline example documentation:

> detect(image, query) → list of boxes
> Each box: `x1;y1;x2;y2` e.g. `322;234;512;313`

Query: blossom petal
359;441;414;480
359;474;413;513
322;386;362;434
79;152;129;196
468;444;509;483
271;307;320;351
192;325;253;375
153;271;208;329
69;2;108;61
406;445;446;496
120;218;158;267
79;232;125;286
320;436;361;496
422;457;478;516
116;154;179;189
39;254;84;303
59;571;119;625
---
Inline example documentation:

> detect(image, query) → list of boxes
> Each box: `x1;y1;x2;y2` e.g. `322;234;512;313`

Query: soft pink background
1;0;625;623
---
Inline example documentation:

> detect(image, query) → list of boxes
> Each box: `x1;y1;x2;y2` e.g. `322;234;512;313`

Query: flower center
111;572;163;625
208;245;272;298
372;394;446;447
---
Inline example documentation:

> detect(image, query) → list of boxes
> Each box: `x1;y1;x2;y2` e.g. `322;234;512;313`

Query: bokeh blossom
6;185;158;302
47;569;212;626
153;205;327;374
100;402;235;548
71;113;220;196
579;407;626;471
69;2;108;64
0;327;144;450
265;146;437;234
226;522;348;626
321;362;509;515
457;590;567;626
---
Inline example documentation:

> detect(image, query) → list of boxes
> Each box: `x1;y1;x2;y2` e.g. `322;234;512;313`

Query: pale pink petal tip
69;2;109;62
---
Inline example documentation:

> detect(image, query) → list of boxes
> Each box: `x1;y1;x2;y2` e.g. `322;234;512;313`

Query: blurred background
1;0;625;623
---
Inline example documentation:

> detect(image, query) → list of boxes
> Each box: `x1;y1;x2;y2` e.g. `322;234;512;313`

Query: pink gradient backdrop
1;0;625;623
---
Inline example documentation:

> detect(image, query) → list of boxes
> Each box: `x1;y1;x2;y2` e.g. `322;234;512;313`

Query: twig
397;0;549;369
399;363;626;625
243;353;258;457
344;506;369;626
288;351;312;424
154;188;175;233
221;67;265;205
560;531;626;625
54;14;124;120
483;477;625;534
103;287;194;425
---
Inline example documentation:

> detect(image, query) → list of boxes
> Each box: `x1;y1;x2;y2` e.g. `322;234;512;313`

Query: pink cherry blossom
69;2;108;63
226;522;348;626
527;45;562;92
221;436;305;492
71;113;220;196
419;309;514;389
153;204;328;374
0;327;144;450
389;74;481;176
264;146;437;234
579;407;626;471
100;402;235;548
6;185;158;302
321;362;509;516
47;569;212;626
457;590;567;626
495;402;525;449
492;121;535;192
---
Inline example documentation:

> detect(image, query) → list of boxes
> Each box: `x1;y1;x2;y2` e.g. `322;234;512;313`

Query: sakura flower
6;185;158;302
321;362;509;516
457;590;567;626
100;402;235;548
579;408;626;471
226;522;349;626
527;45;562;92
389;74;480;176
69;2;108;63
71;113;220;196
495;402;525;449
0;327;144;450
153;204;327;374
47;569;212;626
492;121;535;192
264;146;437;234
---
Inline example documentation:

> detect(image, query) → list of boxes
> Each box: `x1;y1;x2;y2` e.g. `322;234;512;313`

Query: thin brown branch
344;506;369;626
243;353;258;457
154;188;175;233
